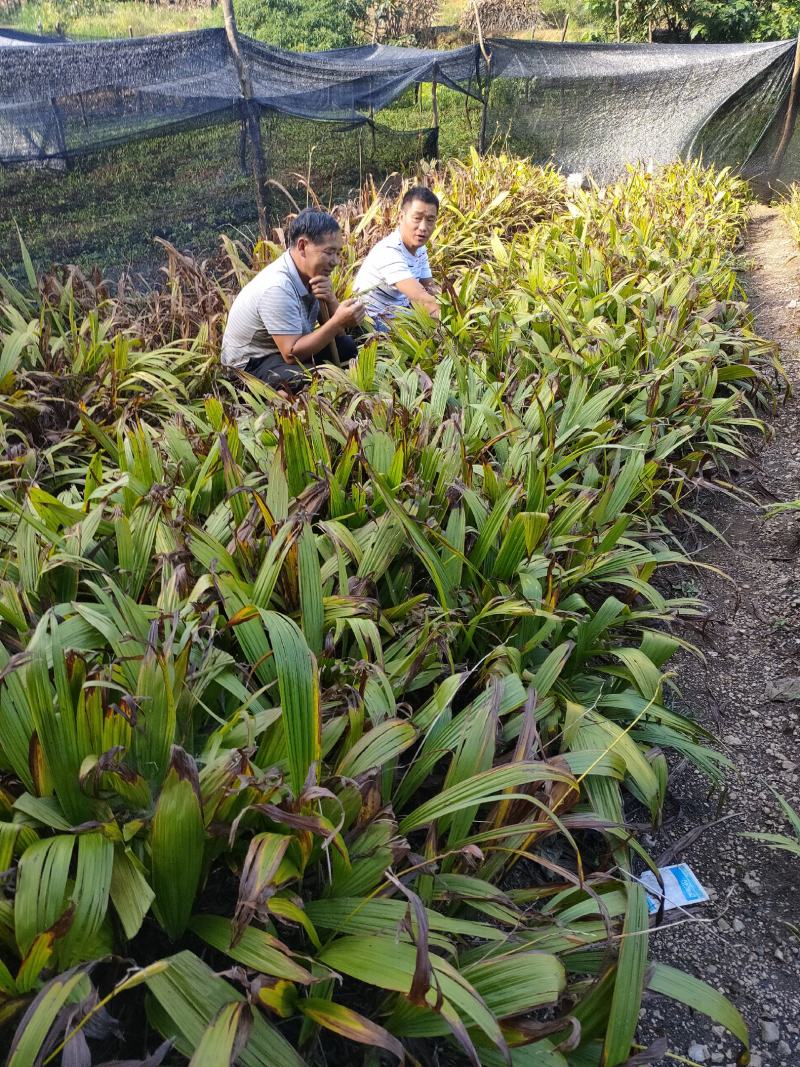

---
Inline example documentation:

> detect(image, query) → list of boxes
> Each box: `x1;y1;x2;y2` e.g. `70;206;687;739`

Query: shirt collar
283;251;314;301
394;228;421;258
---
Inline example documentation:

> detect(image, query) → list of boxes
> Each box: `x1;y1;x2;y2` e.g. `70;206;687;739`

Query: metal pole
221;0;268;236
769;31;800;185
478;62;492;155
431;75;439;156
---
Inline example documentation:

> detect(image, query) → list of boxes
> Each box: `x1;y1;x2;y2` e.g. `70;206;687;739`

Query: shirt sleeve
257;284;306;336
373;245;417;287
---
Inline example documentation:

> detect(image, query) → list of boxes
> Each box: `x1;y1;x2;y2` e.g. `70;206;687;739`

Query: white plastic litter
640;863;709;915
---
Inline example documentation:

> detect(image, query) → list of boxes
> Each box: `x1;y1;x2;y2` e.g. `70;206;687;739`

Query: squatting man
221;186;441;389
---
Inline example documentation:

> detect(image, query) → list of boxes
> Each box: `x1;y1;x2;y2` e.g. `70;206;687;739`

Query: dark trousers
245;334;358;390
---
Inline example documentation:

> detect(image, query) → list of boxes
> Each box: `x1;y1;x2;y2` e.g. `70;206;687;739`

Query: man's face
399;199;438;251
297;230;343;278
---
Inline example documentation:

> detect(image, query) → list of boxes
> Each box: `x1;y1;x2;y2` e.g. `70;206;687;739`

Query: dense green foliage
0;155;773;1064
587;0;799;41
237;0;362;50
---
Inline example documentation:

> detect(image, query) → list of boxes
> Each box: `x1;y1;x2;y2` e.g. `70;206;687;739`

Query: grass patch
1;0;222;38
0;112;437;276
0;121;255;276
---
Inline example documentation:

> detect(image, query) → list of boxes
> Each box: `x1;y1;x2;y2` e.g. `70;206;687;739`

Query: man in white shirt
221;208;366;390
353;185;440;330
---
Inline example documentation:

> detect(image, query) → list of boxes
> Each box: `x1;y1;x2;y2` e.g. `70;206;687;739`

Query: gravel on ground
641;204;800;1067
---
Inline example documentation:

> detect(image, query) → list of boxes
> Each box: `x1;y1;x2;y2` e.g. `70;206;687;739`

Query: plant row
0;155;776;1065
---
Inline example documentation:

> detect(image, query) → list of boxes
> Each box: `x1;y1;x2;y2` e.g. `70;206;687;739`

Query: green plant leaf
603;883;648;1065
299;997;405;1061
150;748;205;940
7;967;88;1067
188;1002;251;1067
399;761;576;835
110;845;155;941
648;962;749;1050
261;610;321;794
14;835;74;957
336;719;417;778
145;950;306;1067
190;915;313;984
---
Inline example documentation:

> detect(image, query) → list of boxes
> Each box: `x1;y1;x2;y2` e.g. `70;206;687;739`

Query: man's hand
309;275;336;304
331;298;366;331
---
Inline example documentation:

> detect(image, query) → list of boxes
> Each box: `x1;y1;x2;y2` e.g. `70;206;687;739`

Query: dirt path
644;205;800;1065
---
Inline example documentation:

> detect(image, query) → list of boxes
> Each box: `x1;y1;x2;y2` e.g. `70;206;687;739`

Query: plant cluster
236;0;440;51
1;0;224;37
235;0;362;51
459;0;540;36
362;0;442;44
780;182;800;248
0;155;775;1065
586;0;800;42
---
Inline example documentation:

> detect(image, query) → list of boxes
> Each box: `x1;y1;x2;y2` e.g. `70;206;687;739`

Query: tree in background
586;0;799;42
237;0;365;50
740;0;799;41
237;0;440;49
460;0;540;37
686;0;774;41
538;0;594;35
361;0;441;44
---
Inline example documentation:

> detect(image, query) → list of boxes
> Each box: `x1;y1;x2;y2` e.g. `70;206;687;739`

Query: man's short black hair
401;185;440;211
287;208;341;246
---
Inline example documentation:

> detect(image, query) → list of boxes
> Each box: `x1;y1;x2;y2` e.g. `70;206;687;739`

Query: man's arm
394;277;440;318
273;299;365;364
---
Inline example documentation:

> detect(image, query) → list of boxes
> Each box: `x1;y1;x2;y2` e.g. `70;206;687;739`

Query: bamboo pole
221;0;268;236
471;0;490;68
470;0;492;154
560;14;569;41
769;31;800;185
615;0;621;43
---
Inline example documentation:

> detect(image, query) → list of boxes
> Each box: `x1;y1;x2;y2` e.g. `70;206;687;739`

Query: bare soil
642;205;800;1066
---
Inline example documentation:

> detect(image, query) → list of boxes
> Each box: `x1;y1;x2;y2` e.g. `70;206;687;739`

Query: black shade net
0;110;436;273
486;37;797;181
0;29;478;162
1;27;797;179
2;27;800;272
